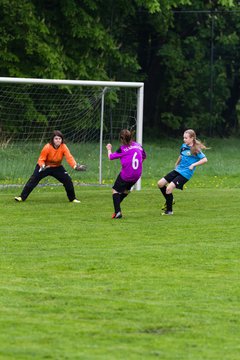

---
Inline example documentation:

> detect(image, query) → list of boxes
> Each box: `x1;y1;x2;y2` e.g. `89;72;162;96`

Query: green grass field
0;139;240;359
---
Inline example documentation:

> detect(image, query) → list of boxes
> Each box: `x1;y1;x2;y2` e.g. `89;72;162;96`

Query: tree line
0;0;239;137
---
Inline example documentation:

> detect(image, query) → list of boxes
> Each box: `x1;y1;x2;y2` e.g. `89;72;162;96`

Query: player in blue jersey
158;129;208;215
106;129;146;219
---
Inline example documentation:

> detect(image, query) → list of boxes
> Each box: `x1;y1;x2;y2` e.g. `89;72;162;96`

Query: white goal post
0;77;144;190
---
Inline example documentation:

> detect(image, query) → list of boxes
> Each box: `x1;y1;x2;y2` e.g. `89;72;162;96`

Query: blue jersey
175;144;206;180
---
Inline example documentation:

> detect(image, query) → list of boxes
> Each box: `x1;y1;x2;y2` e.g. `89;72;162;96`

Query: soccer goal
0;77;144;189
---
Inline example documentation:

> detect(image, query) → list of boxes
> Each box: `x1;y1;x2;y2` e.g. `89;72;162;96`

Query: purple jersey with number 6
109;141;146;182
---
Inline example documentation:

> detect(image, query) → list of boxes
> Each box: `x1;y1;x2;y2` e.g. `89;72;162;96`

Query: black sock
160;186;173;211
113;193;121;213
120;193;128;203
160;186;167;200
166;193;173;211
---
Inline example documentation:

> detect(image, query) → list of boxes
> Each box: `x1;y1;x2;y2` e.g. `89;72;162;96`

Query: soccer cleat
15;196;23;202
72;199;81;203
162;198;175;211
162;211;173;216
112;211;122;219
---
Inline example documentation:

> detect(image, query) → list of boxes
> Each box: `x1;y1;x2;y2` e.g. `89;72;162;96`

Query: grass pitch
0;185;239;359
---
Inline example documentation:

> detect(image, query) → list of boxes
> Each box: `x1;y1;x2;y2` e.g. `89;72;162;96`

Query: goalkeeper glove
75;164;87;171
39;165;46;173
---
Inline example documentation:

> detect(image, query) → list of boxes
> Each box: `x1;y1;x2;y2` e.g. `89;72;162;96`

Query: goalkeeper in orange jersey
15;130;86;203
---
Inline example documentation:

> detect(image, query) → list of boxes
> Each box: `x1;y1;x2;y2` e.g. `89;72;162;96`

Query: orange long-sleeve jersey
37;143;77;168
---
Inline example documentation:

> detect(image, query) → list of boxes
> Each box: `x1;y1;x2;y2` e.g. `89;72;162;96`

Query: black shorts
164;170;188;190
112;174;136;193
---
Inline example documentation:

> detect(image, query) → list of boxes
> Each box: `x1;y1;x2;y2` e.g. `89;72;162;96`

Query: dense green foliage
0;0;240;136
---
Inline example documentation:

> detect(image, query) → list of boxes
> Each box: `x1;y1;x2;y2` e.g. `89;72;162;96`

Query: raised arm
106;143;112;159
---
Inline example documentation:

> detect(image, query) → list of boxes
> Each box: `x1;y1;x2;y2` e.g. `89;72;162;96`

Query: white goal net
0;78;144;188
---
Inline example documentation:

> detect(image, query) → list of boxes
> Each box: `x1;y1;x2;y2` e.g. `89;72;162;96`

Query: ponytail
119;129;134;145
184;129;208;155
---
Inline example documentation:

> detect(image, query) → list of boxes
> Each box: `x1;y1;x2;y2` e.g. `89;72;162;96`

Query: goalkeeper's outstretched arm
74;164;87;171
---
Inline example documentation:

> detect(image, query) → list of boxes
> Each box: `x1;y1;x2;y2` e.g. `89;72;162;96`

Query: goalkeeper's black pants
20;164;76;201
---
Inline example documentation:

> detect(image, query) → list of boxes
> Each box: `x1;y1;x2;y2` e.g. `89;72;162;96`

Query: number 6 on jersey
132;152;139;170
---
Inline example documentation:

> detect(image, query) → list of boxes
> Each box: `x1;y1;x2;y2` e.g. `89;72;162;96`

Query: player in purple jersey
106;129;146;219
158;129;208;215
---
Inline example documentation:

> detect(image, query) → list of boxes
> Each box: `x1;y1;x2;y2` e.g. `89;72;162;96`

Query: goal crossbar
0;77;144;89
